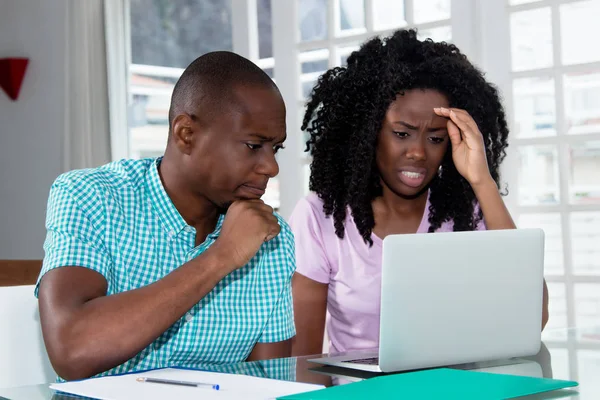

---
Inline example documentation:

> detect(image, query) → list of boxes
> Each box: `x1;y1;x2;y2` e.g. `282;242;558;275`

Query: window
294;0;454;198
128;0;233;160
505;0;600;382
284;0;600;380
122;0;461;217
109;2;600;374
127;0;279;208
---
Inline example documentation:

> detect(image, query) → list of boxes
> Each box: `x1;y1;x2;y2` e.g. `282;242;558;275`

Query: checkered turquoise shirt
36;157;296;379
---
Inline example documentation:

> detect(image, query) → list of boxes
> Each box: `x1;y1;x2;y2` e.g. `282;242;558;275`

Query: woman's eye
394;131;409;138
429;137;445;144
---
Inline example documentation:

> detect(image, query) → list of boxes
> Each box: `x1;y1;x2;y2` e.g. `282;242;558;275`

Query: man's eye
274;145;285;154
246;143;261;150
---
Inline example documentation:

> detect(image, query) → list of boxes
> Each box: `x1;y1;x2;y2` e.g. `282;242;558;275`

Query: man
36;51;294;380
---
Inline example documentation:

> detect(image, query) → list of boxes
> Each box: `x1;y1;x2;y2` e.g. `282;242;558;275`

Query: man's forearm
46;246;233;380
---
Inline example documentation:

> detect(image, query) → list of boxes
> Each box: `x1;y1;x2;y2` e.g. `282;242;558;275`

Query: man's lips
240;184;266;197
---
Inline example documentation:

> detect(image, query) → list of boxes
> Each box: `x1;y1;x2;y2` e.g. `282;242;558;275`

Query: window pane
577;350;600;398
303;106;312;195
512;77;556;138
560;1;600;65
564;70;600;135
258;0;273;59
304;163;311;195
518;213;563;275
300;49;329;99
509;0;542;5
372;0;406;31
338;0;365;35
510;8;553;72
264;177;280;210
518;146;560;205
130;123;169;159
417;26;452;43
548;348;570;381
571;212;600;275
262;67;274;79
569;142;600;205
301;56;328;74
129;0;232;159
413;0;451;24
302;81;316;101
130;0;232;69
575;284;600;330
298;0;328;42
129;72;175;158
578;326;600;342
336;45;359;67
542;283;568;341
300;106;312;151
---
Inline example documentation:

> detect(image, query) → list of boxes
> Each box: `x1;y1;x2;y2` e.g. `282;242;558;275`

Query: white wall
0;0;67;258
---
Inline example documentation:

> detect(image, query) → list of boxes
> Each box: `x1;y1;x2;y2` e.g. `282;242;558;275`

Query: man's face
177;84;287;208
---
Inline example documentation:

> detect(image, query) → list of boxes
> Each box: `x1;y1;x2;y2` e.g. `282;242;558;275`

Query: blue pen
136;376;220;390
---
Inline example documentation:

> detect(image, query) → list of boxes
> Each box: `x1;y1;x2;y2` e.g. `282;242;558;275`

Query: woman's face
376;89;450;198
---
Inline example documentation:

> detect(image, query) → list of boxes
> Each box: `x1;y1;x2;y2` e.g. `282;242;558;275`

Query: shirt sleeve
35;178;113;297
288;195;331;284
257;221;296;343
474;202;487;231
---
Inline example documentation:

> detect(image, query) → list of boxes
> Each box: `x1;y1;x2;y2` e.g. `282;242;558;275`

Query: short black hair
168;51;278;129
303;29;510;245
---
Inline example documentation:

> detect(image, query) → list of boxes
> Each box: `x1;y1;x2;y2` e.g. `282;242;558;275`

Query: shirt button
184;226;194;233
168;230;176;239
185;313;193;322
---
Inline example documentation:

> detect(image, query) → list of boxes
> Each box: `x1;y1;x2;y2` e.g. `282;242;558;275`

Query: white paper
50;368;324;400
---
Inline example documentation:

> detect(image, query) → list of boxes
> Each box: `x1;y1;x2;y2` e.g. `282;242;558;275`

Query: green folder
278;368;578;400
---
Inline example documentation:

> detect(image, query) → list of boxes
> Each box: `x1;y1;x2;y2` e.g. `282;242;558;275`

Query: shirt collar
208;214;225;240
145;157;225;239
145;157;188;237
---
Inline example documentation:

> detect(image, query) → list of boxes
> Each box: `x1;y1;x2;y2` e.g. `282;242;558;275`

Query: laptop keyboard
346;357;379;365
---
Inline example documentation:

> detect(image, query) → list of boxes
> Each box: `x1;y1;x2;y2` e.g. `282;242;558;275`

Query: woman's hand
433;107;493;188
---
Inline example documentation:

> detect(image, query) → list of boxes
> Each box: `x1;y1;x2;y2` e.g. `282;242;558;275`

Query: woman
289;29;549;356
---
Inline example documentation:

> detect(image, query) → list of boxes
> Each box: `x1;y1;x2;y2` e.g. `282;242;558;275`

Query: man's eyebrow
247;133;287;143
394;121;447;132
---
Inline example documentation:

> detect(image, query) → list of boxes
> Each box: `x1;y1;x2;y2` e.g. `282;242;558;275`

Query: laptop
309;229;545;373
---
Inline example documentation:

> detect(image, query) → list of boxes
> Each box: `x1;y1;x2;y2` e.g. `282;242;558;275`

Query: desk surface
1;326;599;399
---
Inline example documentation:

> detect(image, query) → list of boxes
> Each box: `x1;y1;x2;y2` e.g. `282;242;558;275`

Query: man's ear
171;114;195;155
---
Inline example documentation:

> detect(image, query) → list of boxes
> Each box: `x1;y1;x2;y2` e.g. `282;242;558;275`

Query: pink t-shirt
289;192;486;354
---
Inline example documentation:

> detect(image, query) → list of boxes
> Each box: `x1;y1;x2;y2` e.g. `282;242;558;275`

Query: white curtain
62;0;112;171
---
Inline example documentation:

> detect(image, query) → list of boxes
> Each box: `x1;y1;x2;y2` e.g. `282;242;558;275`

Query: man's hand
213;199;281;270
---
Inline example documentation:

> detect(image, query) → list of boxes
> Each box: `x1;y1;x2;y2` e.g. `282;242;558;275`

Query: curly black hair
303;29;510;245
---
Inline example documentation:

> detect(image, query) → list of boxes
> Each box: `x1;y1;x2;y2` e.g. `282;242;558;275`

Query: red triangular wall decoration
0;58;29;101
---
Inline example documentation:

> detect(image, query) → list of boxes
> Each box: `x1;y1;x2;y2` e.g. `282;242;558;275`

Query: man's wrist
201;241;239;275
